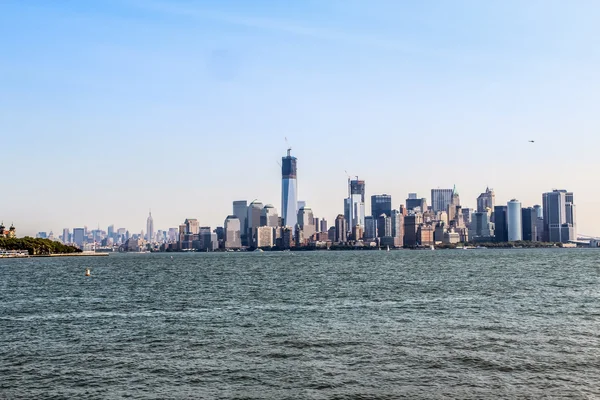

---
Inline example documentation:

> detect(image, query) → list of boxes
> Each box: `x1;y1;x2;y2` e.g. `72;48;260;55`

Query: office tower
469;212;494;240
233;200;248;234
371;194;392;218
281;149;298;229
314;218;320;232
62;228;70;244
334;215;347;243
447;186;461;225
406;194;427;212
198;227;212;250
391;210;404;246
320;219;328;234
328;227;336;242
168;228;178;242
224;216;241;249
521;207;537;242
73;228;85;248
542;190;576;243
214;227;224;242
507;200;522;241
107;225;114;239
185;218;200;234
533;204;543;219
346;178;366;232
247;201;264;246
364;216;377;239
36;232;47;239
431;188;453;213
493;206;508;242
261;205;279;227
417;224;434;246
377;214;392;238
297;200;306;210
255;226;274;248
298;206;315;238
477;187;496;212
146;211;154;242
461;208;473;227
404;214;423;247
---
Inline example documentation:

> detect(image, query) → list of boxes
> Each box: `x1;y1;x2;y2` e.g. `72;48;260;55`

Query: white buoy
85;268;91;277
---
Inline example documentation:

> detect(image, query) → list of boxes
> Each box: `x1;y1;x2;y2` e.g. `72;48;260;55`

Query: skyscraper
406;194;427;212
377;214;392;238
364;216;377;239
73;228;85;248
493;206;508;242
431;188;453;213
261;205;279;227
346;178;366;232
298;206;315;238
507;199;522;241
224;215;241;249
542;190;576;243
477;187;495;212
334;215;347;243
62;228;70;244
371;194;392;218
247;201;264;246
521;207;537;242
233;200;248;246
281;148;298;229
146;211;154;242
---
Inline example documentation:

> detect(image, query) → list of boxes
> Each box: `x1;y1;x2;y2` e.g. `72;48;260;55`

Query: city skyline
2;1;600;236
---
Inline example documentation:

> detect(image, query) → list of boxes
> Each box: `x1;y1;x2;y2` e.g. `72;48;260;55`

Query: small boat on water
253;248;264;252
387;246;390;252
430;245;435;251
85;268;91;277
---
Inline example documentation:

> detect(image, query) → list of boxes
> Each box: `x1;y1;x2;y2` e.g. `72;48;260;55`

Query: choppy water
1;249;599;399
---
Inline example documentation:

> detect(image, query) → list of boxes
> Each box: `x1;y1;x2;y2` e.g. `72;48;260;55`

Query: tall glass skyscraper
146;211;154;242
346;178;365;231
281;149;298;229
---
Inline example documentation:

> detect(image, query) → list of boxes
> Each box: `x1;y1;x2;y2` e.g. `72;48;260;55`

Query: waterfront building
224;215;241;249
377;213;392;238
281;149;298;231
533;204;543;219
431;188;453;213
261;204;279;227
434;221;446;242
461;208;473;228
417;224;435;246
404;214;423;247
494;206;508;242
73;228;85;248
507;200;522;241
443;229;461;244
542;190;576;243
352;225;363;241
521;207;537;242
232;200;248;241
364;216;377;240
320;219;328;234
469;212;494;241
146;211;154;242
334;215;347;243
447;186;461;226
255;226;274;248
346;178;366;233
327;227;336;242
298;206;315;238
477;187;496;212
391;210;404;246
371;194;392;218
247;201;264;246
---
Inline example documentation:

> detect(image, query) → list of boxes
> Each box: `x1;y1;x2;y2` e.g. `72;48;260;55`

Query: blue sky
1;0;599;236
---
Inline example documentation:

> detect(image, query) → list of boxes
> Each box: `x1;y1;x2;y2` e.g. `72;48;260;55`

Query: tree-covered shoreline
0;237;82;255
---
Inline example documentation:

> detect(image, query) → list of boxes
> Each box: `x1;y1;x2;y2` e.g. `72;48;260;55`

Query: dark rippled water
1;249;600;399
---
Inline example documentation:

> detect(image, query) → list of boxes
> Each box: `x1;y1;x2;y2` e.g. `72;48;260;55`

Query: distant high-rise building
507;199;522;241
371;194;392;218
521;207;537;242
36;232;47;239
493;206;508;242
364;216;377;239
233;200;248;233
146;211;154;242
477;187;495;212
297;200;306;211
542;190;576;243
404;214;423;247
461;208;473;227
377;214;392;238
224;215;241;249
73;228;85;248
347;178;366;231
469;212;494;240
391;209;404;246
185;218;199;234
533;204;543;219
261;205;279;227
447;186;461;225
431;188;453;213
247;201;264;246
406;195;427;212
107;225;114;239
281;149;298;230
320;218;328;234
298;206;315;238
255;226;274;248
334;215;347;243
62;228;70;244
